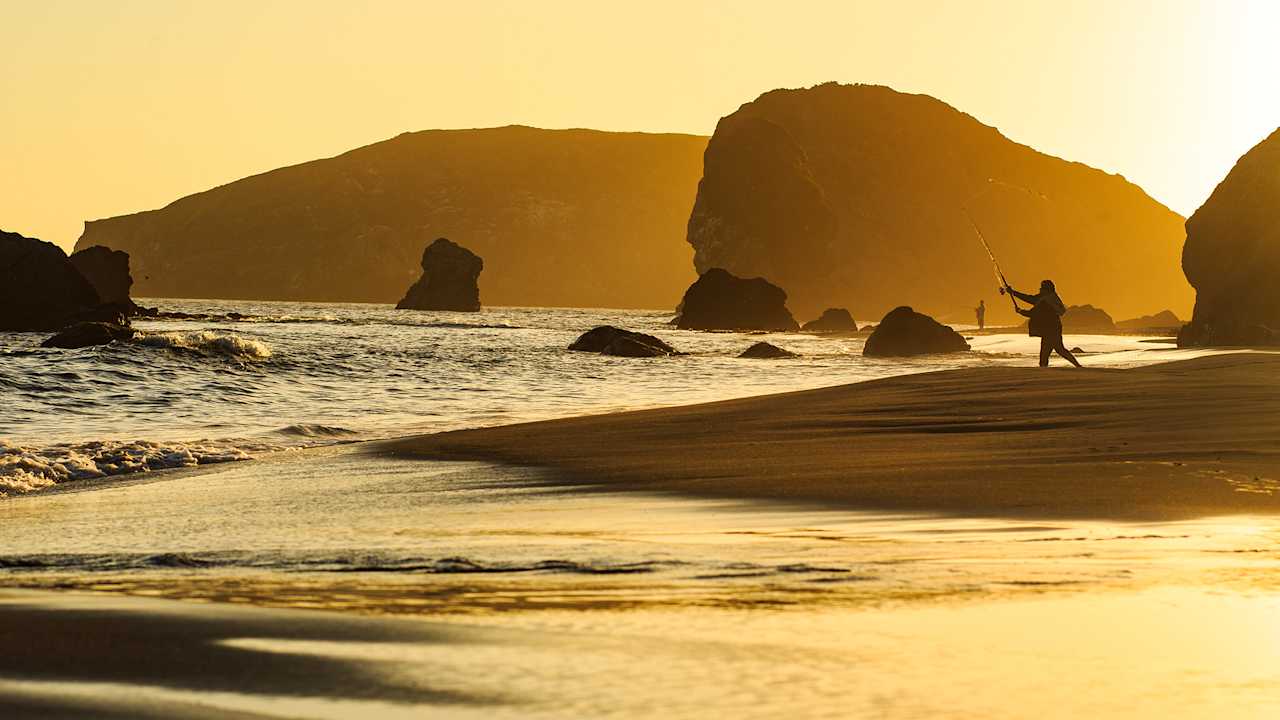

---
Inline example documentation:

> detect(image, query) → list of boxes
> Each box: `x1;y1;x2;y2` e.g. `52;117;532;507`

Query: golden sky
3;0;1278;251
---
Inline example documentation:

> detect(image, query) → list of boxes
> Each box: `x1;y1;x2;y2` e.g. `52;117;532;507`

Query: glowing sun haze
2;0;1278;251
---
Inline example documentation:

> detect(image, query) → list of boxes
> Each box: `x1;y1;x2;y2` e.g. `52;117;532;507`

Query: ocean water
0;299;1184;495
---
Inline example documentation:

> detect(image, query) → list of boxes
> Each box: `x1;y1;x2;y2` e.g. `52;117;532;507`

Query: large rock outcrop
76;126;707;308
1179;128;1280;346
0;230;101;331
396;239;483;312
675;268;799;332
69;245;134;307
801;308;857;333
863;306;970;357
687;83;1192;323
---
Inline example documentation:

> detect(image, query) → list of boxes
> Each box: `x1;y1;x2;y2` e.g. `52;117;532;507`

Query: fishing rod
962;206;1020;313
963;177;1045;313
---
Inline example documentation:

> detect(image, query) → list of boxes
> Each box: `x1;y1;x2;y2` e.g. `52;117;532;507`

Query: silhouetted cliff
687;83;1192;322
76;126;707;307
1180;127;1280;346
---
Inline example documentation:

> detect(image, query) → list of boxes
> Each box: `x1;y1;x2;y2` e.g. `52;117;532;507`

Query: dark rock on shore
1;229;101;331
41;322;135;349
863;306;970;357
675;268;799;332
569;326;678;357
396;238;483;312
1180;127;1280;347
1116;310;1181;333
738;341;797;359
801;308;857;333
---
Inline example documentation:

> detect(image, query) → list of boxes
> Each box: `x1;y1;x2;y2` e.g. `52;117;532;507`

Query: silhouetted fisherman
1007;280;1082;368
975;299;986;330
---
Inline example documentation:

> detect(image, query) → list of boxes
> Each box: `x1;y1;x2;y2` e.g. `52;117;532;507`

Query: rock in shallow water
738;341;797;359
396;238;483;312
1116;310;1181;333
675;268;798;332
863;306;970;357
802;308;857;333
41;322;135;349
1061;305;1115;333
569;326;677;357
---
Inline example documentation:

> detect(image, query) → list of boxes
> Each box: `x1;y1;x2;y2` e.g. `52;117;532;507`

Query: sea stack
1180;127;1280;346
69;245;137;311
396;238;483;312
863;306;970;356
0;229;101;331
675;268;799;332
686;82;1191;322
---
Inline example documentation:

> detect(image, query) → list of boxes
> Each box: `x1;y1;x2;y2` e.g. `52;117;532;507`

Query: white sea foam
133;330;273;360
0;439;269;497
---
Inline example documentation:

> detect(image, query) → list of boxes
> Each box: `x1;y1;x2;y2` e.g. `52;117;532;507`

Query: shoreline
382;353;1280;521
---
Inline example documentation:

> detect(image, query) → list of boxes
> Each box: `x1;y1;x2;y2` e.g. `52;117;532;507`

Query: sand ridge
383;354;1280;520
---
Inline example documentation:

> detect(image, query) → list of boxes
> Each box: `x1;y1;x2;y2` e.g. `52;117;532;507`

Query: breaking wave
132;331;273;360
275;424;359;438
0;438;276;498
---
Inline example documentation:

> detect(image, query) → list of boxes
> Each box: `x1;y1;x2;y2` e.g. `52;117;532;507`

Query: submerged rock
1116;310;1181;333
863;306;970;357
1180;127;1280;346
41;322;135;349
801;308;857;333
0;229;101;331
569;326;677;357
738;341;797;359
396;238;483;312
675;268;799;332
69;245;136;309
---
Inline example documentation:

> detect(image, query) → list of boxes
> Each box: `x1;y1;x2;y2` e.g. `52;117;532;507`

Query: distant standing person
1006;280;1082;368
975;299;986;330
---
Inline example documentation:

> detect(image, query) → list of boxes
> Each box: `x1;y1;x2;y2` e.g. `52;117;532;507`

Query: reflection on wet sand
1;447;1279;717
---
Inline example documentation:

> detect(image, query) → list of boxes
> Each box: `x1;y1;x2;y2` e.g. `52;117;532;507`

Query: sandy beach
386;353;1280;521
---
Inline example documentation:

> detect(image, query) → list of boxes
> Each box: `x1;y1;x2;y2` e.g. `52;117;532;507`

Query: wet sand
5;583;1280;719
385;353;1280;520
